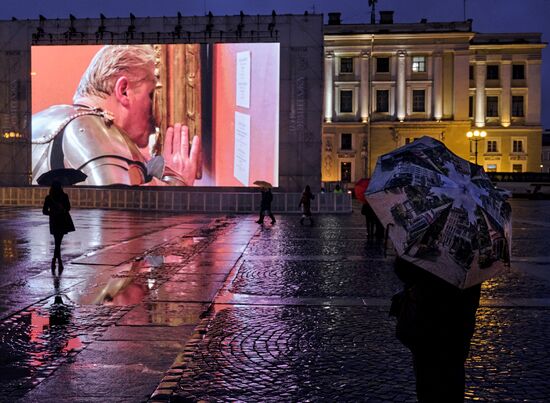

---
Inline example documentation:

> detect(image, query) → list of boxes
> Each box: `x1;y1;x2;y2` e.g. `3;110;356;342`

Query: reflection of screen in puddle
234;111;251;186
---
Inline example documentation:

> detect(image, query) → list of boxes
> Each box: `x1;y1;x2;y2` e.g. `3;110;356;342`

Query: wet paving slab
0;208;251;401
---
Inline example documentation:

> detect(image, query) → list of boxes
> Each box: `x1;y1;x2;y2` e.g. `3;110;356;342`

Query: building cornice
324;32;475;42
469;43;546;50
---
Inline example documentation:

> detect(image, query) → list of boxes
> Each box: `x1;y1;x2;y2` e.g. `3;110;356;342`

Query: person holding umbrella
254;182;276;225
367;137;512;402
392;257;481;402
42;181;75;273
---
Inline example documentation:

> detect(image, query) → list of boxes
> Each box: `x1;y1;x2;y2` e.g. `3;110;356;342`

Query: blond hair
73;45;155;101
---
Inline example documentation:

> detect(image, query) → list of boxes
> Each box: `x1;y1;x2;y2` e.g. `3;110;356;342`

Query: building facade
322;12;546;186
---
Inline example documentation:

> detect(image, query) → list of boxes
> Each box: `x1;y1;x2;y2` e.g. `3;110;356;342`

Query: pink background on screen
31;45;102;114
212;43;279;187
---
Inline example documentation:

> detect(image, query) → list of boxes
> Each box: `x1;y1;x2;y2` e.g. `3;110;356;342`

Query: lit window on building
340;57;353;73
340;162;352;183
468;96;474;118
487;65;499;80
512;96;524;117
339;90;353;113
513;140;524;153
486;164;497;172
376;90;389;112
412;56;426;72
376;57;389;73
486;96;499;117
340;133;352;150
512;64;525;80
512;164;523;173
412;90;425;112
487;140;498;153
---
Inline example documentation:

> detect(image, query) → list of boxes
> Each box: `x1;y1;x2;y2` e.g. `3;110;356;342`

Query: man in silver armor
32;45;201;186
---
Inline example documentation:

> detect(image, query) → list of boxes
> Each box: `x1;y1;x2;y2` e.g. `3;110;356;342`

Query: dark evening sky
2;0;548;128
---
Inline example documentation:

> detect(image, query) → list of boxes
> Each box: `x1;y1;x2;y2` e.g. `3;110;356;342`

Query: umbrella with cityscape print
365;136;512;289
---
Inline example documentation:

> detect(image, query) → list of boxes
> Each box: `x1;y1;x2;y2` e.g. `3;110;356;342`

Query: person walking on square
256;187;276;225
392;257;481;402
299;185;315;225
43;181;75;273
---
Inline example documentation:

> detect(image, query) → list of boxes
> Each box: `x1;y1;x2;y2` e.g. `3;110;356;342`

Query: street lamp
466;129;487;165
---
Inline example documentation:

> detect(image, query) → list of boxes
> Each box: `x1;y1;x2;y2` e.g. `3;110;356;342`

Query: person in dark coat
43;181;75;273
298;185;315;225
361;201;385;243
256;188;276;224
392;257;481;402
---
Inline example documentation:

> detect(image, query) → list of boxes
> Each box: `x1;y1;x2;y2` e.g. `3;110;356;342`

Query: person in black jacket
256;188;276;225
392;257;481;402
43;181;75;273
299;185;315;225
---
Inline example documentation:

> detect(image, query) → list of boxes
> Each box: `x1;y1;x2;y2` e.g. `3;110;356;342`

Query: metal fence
0;187;352;213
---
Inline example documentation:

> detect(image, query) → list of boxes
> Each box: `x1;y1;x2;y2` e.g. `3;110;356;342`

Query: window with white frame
340;57;354;74
512;164;523;173
487;65;499;80
412;90;425;112
512;96;524;117
512;139;525;153
340;133;352;150
376;57;390;73
339;90;353;113
486;140;498;153
486;96;499;117
512;64;525;80
376;90;389;112
412;56;426;72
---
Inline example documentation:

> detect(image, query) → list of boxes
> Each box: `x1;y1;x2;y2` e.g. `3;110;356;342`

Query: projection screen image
31;43;280;187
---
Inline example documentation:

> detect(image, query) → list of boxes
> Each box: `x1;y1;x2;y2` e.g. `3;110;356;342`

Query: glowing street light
466;129;486;165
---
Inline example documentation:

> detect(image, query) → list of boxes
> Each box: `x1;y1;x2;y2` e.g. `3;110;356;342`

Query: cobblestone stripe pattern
174;305;550;402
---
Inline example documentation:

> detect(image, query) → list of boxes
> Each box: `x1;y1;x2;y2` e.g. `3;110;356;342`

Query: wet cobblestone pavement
171;199;550;402
1;199;550;401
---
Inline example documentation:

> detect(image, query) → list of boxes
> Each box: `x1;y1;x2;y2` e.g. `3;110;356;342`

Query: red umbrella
354;178;370;203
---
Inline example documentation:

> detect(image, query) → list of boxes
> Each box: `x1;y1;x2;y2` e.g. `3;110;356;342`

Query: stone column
500;59;511;127
475;59;486;128
526;59;542;125
396;50;406;122
324;51;334;123
360;51;370;123
433;52;443;121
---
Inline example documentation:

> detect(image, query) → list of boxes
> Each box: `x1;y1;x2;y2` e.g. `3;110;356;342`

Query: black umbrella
37;168;87;186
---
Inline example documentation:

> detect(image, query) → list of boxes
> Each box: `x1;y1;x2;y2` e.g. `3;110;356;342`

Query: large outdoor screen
31;43;280;187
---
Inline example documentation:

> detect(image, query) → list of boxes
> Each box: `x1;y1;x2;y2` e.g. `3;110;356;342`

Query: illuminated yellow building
322;12;546;185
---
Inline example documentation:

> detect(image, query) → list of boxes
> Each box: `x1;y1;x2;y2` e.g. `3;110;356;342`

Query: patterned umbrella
366;136;512;289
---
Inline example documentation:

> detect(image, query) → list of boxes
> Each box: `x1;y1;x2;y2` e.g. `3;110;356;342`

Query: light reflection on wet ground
1;200;550;401
0;207;235;399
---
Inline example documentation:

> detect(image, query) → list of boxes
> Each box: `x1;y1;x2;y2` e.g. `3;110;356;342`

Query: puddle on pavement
0;297;82;383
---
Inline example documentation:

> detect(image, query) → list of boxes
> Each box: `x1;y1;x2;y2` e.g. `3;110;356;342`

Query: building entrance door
340;162;352;183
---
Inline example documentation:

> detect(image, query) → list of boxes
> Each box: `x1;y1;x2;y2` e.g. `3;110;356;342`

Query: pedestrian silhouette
299;185;315;226
42;181;75;274
256;188;276;225
391;257;481;402
361;201;384;243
